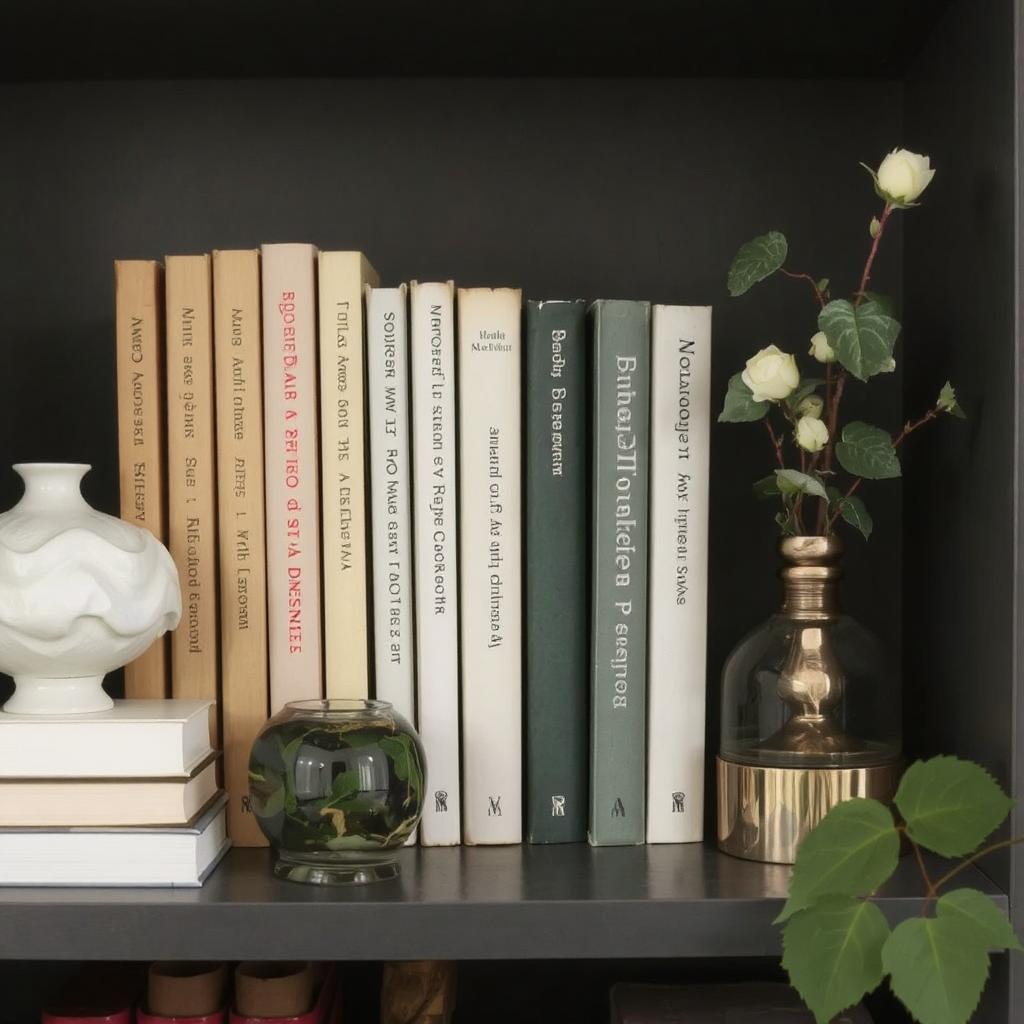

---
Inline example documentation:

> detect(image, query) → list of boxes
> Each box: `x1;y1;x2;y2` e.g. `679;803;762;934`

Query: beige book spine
317;252;379;698
166;255;220;742
213;250;269;846
261;243;323;710
114;260;170;699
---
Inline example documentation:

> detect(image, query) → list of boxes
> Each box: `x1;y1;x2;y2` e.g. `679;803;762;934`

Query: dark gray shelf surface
0;845;1005;961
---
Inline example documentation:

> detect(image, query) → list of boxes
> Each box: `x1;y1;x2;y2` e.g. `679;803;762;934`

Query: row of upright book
113;244;711;849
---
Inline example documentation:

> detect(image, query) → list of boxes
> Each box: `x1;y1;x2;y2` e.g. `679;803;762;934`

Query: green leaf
937;888;1023;952
777;798;899;922
816;278;830;293
775;468;827;501
719;373;770;422
937;381;967;419
727;231;788;297
328;770;359;803
894;756;1013;857
862;291;897;318
379;735;414;781
775;508;796;535
782;896;889;1024
838;494;873;540
753;474;781;500
818;299;901;381
253;781;285;819
834;421;901;480
279;734;305;814
785;377;825;412
883;916;989;1024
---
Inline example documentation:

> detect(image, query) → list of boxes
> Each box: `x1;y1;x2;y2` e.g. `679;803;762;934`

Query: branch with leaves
778;756;1020;1024
720;149;965;540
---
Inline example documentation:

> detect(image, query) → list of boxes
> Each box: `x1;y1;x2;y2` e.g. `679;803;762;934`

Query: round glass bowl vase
249;699;426;885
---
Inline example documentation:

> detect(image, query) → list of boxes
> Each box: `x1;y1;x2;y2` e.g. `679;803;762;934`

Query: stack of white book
0;699;228;886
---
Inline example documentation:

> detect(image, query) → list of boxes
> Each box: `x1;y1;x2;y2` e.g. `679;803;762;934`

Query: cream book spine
458;286;523;845
114;260;169;699
261;243;322;711
165;254;219;742
410;281;461;846
646;304;712;843
318;251;380;699
366;284;415;719
213;249;269;847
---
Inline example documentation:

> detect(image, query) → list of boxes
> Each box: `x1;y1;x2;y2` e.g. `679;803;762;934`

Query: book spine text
410;281;461;845
165;254;219;738
114;260;169;699
589;300;651;846
214;249;269;846
646;305;712;843
458;287;523;845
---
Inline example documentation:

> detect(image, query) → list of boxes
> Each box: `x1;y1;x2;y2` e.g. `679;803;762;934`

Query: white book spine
261;243;323;711
646;304;712;842
367;285;415;719
410;281;462;845
457;287;523;845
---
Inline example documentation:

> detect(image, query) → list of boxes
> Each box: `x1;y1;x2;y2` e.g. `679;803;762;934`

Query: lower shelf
0;844;1006;960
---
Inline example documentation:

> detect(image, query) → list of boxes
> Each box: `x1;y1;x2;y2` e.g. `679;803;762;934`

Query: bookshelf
1;0;1021;1020
0;846;1004;962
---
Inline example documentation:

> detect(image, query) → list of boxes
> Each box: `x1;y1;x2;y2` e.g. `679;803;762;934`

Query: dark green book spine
525;299;589;843
588;299;651;846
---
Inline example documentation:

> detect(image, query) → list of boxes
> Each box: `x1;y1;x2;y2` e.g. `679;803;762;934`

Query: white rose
876;149;935;204
795;416;829;453
741;345;800;402
797;394;824;419
808;331;836;364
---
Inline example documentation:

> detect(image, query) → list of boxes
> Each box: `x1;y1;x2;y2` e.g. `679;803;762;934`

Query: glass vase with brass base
717;535;901;864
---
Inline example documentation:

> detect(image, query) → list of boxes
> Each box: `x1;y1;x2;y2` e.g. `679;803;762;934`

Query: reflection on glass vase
249;699;426;885
717;535;902;864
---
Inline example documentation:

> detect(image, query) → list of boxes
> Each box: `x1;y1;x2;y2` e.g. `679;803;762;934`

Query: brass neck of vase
779;535;843;621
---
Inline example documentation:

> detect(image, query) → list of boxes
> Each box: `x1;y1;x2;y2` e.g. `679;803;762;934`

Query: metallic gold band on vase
716;757;901;864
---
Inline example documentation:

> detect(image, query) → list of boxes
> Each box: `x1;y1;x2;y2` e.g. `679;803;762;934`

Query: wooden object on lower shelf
234;963;316;1019
381;961;456;1024
148;962;227;1018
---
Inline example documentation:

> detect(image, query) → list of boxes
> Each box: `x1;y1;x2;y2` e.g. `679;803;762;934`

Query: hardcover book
458;286;523;845
366;284;415;721
318;251;380;699
0;755;220;827
261;243;323;711
114;259;169;700
165;254;219;741
0;699;214;777
524;299;589;843
213;248;269;846
0;795;229;887
409;281;461;846
588;299;651;846
646;305;712;843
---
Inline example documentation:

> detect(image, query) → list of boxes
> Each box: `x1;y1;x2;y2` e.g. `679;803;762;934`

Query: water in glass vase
248;699;426;885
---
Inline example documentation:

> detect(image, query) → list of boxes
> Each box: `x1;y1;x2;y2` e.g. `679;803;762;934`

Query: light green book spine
588;299;651;846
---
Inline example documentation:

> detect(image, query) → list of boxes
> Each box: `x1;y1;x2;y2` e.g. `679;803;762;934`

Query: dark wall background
905;0;1018;895
0;77;903;807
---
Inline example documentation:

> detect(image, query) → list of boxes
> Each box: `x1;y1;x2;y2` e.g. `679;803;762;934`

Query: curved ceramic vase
0;463;182;715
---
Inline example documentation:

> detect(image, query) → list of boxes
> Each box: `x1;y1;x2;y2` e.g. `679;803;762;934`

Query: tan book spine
166;255;220;742
114;260;170;699
318;252;379;698
261;243;323;710
213;249;269;846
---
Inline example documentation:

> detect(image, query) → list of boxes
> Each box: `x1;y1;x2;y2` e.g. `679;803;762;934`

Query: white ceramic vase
0;463;182;715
